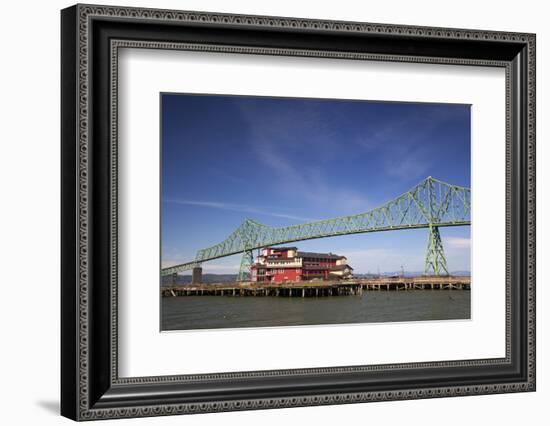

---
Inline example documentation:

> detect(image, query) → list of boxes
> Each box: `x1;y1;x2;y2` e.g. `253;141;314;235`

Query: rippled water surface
161;290;470;331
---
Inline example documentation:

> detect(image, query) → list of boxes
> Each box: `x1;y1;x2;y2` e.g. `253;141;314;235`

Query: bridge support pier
192;266;202;284
237;250;254;282
424;224;449;276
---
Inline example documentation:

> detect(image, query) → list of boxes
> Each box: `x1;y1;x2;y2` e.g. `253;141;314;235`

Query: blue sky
161;94;471;274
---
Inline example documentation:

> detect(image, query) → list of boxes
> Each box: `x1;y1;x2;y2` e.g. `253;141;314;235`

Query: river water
161;290;470;331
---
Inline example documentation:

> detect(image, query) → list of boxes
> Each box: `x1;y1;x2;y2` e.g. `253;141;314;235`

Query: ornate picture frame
61;4;535;420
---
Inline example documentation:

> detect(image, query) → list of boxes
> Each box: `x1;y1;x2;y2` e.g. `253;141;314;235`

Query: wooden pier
161;276;470;297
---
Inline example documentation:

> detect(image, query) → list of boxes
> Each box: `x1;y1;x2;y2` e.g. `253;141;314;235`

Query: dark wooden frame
61;4;536;421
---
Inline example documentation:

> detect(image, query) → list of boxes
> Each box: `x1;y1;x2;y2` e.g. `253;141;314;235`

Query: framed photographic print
159;94;473;331
61;4;536;421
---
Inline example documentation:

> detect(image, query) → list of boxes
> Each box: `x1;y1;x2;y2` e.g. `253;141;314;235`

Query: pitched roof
269;246;297;251
330;264;354;271
297;251;346;260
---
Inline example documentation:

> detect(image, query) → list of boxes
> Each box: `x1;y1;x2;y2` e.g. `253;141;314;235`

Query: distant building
251;247;353;283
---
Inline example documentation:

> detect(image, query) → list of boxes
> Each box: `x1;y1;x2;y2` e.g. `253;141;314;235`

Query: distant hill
448;271;471;276
355;270;471;278
161;273;237;286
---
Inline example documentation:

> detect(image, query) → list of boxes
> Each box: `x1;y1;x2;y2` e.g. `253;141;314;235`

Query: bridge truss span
162;177;470;278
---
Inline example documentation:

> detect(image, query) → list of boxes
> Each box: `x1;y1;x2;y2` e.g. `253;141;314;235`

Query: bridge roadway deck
161;276;471;297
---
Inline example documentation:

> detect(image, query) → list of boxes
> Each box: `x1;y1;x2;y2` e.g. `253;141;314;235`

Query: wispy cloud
443;237;471;249
202;263;240;274
255;143;371;214
341;248;424;273
355;108;461;181
235;102;372;215
441;236;471;272
165;199;314;222
162;259;185;268
337;242;470;274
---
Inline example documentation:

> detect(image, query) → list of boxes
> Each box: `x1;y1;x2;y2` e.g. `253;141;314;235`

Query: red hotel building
250;247;353;283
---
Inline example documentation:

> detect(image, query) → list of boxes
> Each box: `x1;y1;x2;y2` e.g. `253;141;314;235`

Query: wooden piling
161;275;470;298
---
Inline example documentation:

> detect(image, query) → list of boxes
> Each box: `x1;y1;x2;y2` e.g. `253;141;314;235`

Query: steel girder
424;224;449;275
237;250;254;282
161;177;470;276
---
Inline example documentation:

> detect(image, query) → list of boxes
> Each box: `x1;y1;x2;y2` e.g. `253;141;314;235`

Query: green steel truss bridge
161;176;470;280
